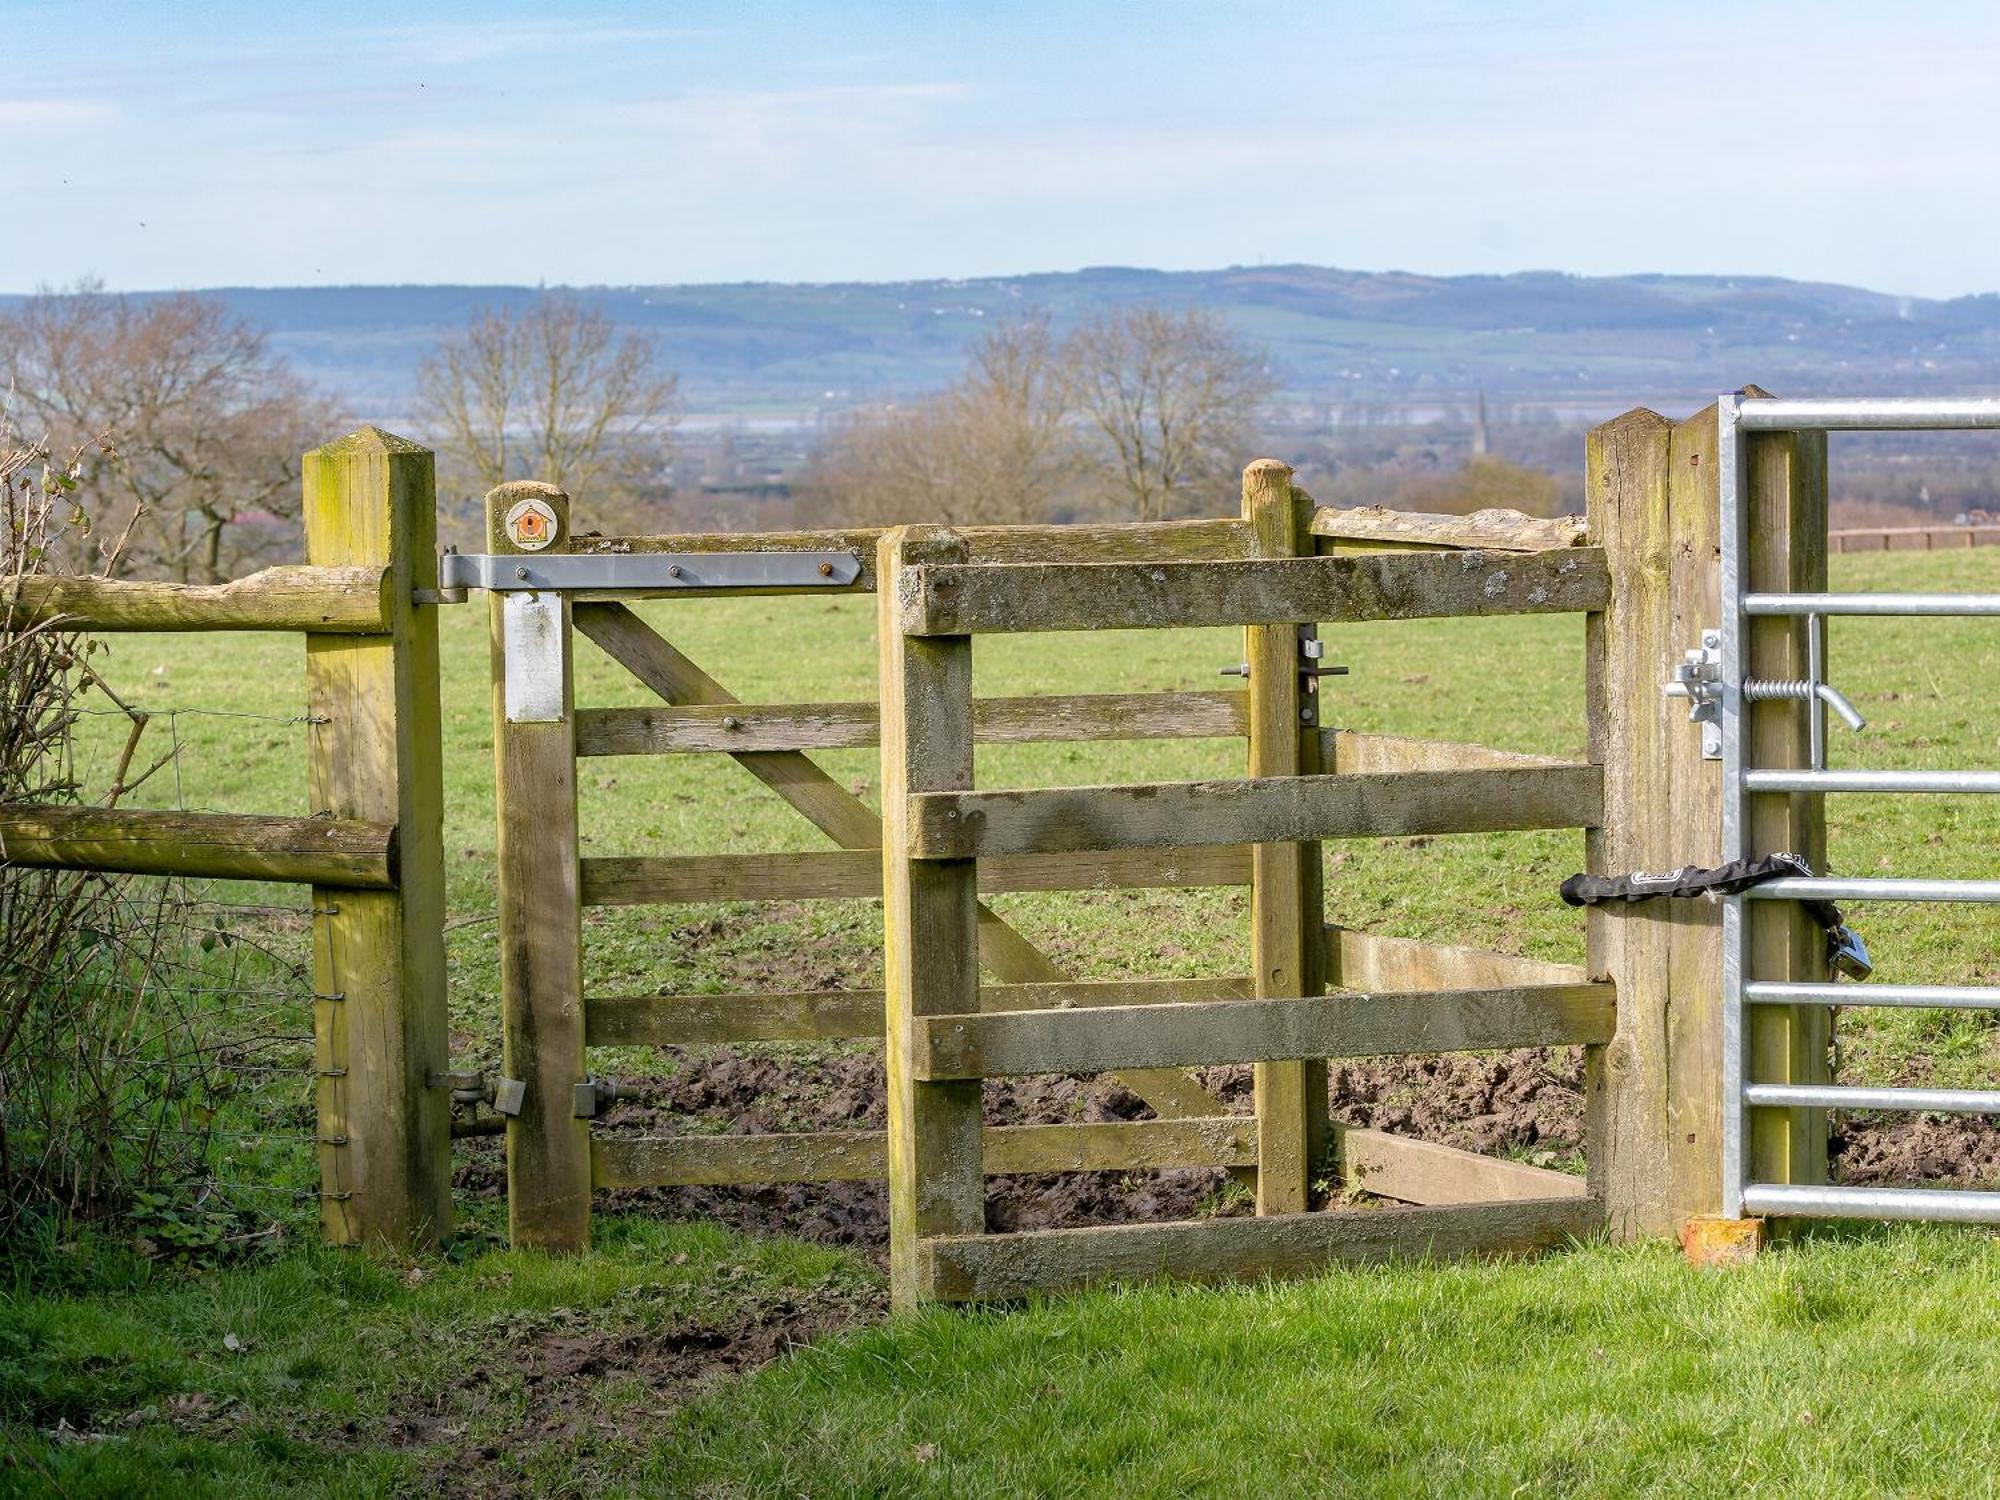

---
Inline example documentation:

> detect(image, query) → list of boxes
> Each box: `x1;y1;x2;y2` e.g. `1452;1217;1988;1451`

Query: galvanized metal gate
1717;394;2000;1225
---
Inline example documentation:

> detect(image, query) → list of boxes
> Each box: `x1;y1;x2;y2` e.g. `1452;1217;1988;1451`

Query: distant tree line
798;307;1274;527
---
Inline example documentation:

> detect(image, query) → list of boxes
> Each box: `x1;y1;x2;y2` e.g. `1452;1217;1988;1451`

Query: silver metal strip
441;550;863;593
1718;391;1748;1220
1747;981;2000;1009
501;592;565;724
1743;1183;2000;1224
1744;769;2000;794
1739;397;2000;431
1746;1083;2000;1114
1745;591;2000;617
1746;876;2000;903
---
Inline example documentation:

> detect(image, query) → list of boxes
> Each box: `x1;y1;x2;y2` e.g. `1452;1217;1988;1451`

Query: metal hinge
1663;629;1725;759
424;548;861;601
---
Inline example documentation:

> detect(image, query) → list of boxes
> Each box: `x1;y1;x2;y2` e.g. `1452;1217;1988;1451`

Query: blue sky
8;0;2000;297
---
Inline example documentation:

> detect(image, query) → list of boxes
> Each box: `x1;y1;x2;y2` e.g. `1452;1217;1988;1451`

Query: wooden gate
483;465;1622;1269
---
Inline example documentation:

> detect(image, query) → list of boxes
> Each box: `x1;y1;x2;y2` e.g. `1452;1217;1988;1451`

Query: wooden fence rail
1;564;392;633
0;805;396;887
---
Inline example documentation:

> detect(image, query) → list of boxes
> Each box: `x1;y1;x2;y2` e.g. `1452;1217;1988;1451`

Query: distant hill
10;264;2000;420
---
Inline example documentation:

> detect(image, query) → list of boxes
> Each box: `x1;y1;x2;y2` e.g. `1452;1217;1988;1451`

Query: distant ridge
11;264;1999;416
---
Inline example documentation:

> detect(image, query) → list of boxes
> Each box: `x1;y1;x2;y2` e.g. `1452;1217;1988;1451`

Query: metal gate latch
1663;630;1725;759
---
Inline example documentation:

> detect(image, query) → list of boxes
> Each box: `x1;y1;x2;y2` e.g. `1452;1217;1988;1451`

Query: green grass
7;546;1999;1495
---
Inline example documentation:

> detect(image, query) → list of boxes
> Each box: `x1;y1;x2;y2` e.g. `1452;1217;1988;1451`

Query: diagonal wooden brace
571;602;1228;1122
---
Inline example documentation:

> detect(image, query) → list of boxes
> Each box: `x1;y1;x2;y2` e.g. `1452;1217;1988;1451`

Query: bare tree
418;296;679;530
1060;307;1273;521
0;283;334;580
802;314;1077;527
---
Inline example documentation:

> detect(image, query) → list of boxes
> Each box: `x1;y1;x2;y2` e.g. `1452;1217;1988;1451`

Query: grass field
5;545;1999;1495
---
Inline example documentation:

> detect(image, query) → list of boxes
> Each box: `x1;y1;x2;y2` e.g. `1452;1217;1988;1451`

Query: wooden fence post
1243;460;1328;1214
1741;395;1832;1194
1585;406;1706;1237
486;481;590;1252
1585;394;1829;1240
879;525;983;1310
302;428;451;1250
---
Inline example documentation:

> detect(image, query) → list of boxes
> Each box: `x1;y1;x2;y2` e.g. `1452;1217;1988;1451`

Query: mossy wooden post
1741;390;1832;1196
1243;460;1328;1214
880;526;983;1310
301;428;451;1250
487;481;590;1252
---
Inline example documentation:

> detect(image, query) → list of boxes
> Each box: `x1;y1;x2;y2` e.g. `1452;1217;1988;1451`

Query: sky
8;0;2000;299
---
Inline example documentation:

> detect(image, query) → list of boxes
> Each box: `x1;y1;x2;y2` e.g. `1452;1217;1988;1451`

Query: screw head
514;566;529;581
818;561;835;577
667;563;684;579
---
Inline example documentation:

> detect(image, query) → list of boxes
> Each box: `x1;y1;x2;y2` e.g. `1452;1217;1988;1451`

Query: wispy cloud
0;99;116;131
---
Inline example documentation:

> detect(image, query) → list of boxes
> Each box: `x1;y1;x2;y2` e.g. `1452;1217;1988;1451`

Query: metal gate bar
1747;980;2000;1009
1721;392;2000;1222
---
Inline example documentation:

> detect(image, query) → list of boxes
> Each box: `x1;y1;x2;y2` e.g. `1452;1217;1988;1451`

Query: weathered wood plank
486;482;591;1254
1311;505;1589;553
570;601;1229;1125
301;428;452;1252
1334;1127;1589;1206
590;1116;1257;1187
901;546;1610;636
1322;730;1575;775
913;983;1617;1079
1;564;392;634
1586;404;1708;1239
1742;391;1832;1199
584;976;1253;1046
1243;459;1327;1216
574;516;1255;593
574;690;1248;755
1328;927;1590;991
920;1195;1604;1301
907;766;1604;859
578;844;1252;905
879;526;984;1310
0;804;397;888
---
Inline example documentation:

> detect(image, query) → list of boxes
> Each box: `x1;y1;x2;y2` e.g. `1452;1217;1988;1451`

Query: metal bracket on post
1222;626;1348;723
1663;628;1725;760
572;1078;622;1119
490;1076;527;1117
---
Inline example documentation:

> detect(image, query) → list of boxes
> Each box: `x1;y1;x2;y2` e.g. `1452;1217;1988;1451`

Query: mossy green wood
0;804;395;886
1243;460;1326;1215
300;428;451;1251
0;565;391;632
878;526;984;1311
485;481;591;1253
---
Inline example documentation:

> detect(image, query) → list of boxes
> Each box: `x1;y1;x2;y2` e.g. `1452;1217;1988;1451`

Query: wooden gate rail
577;845;1252;905
904;766;1602;859
897;547;1610;636
575;690;1247;755
910;985;1616;1080
921;1196;1603;1302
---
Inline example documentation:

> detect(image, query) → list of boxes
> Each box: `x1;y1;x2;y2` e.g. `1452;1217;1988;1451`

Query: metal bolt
818;561;834;577
1300;707;1316;723
722;715;742;731
514;566;529;581
667;563;684;579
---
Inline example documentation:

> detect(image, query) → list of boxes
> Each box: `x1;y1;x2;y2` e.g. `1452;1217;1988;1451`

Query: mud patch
1833;1114;2000;1188
384;1279;882;1496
